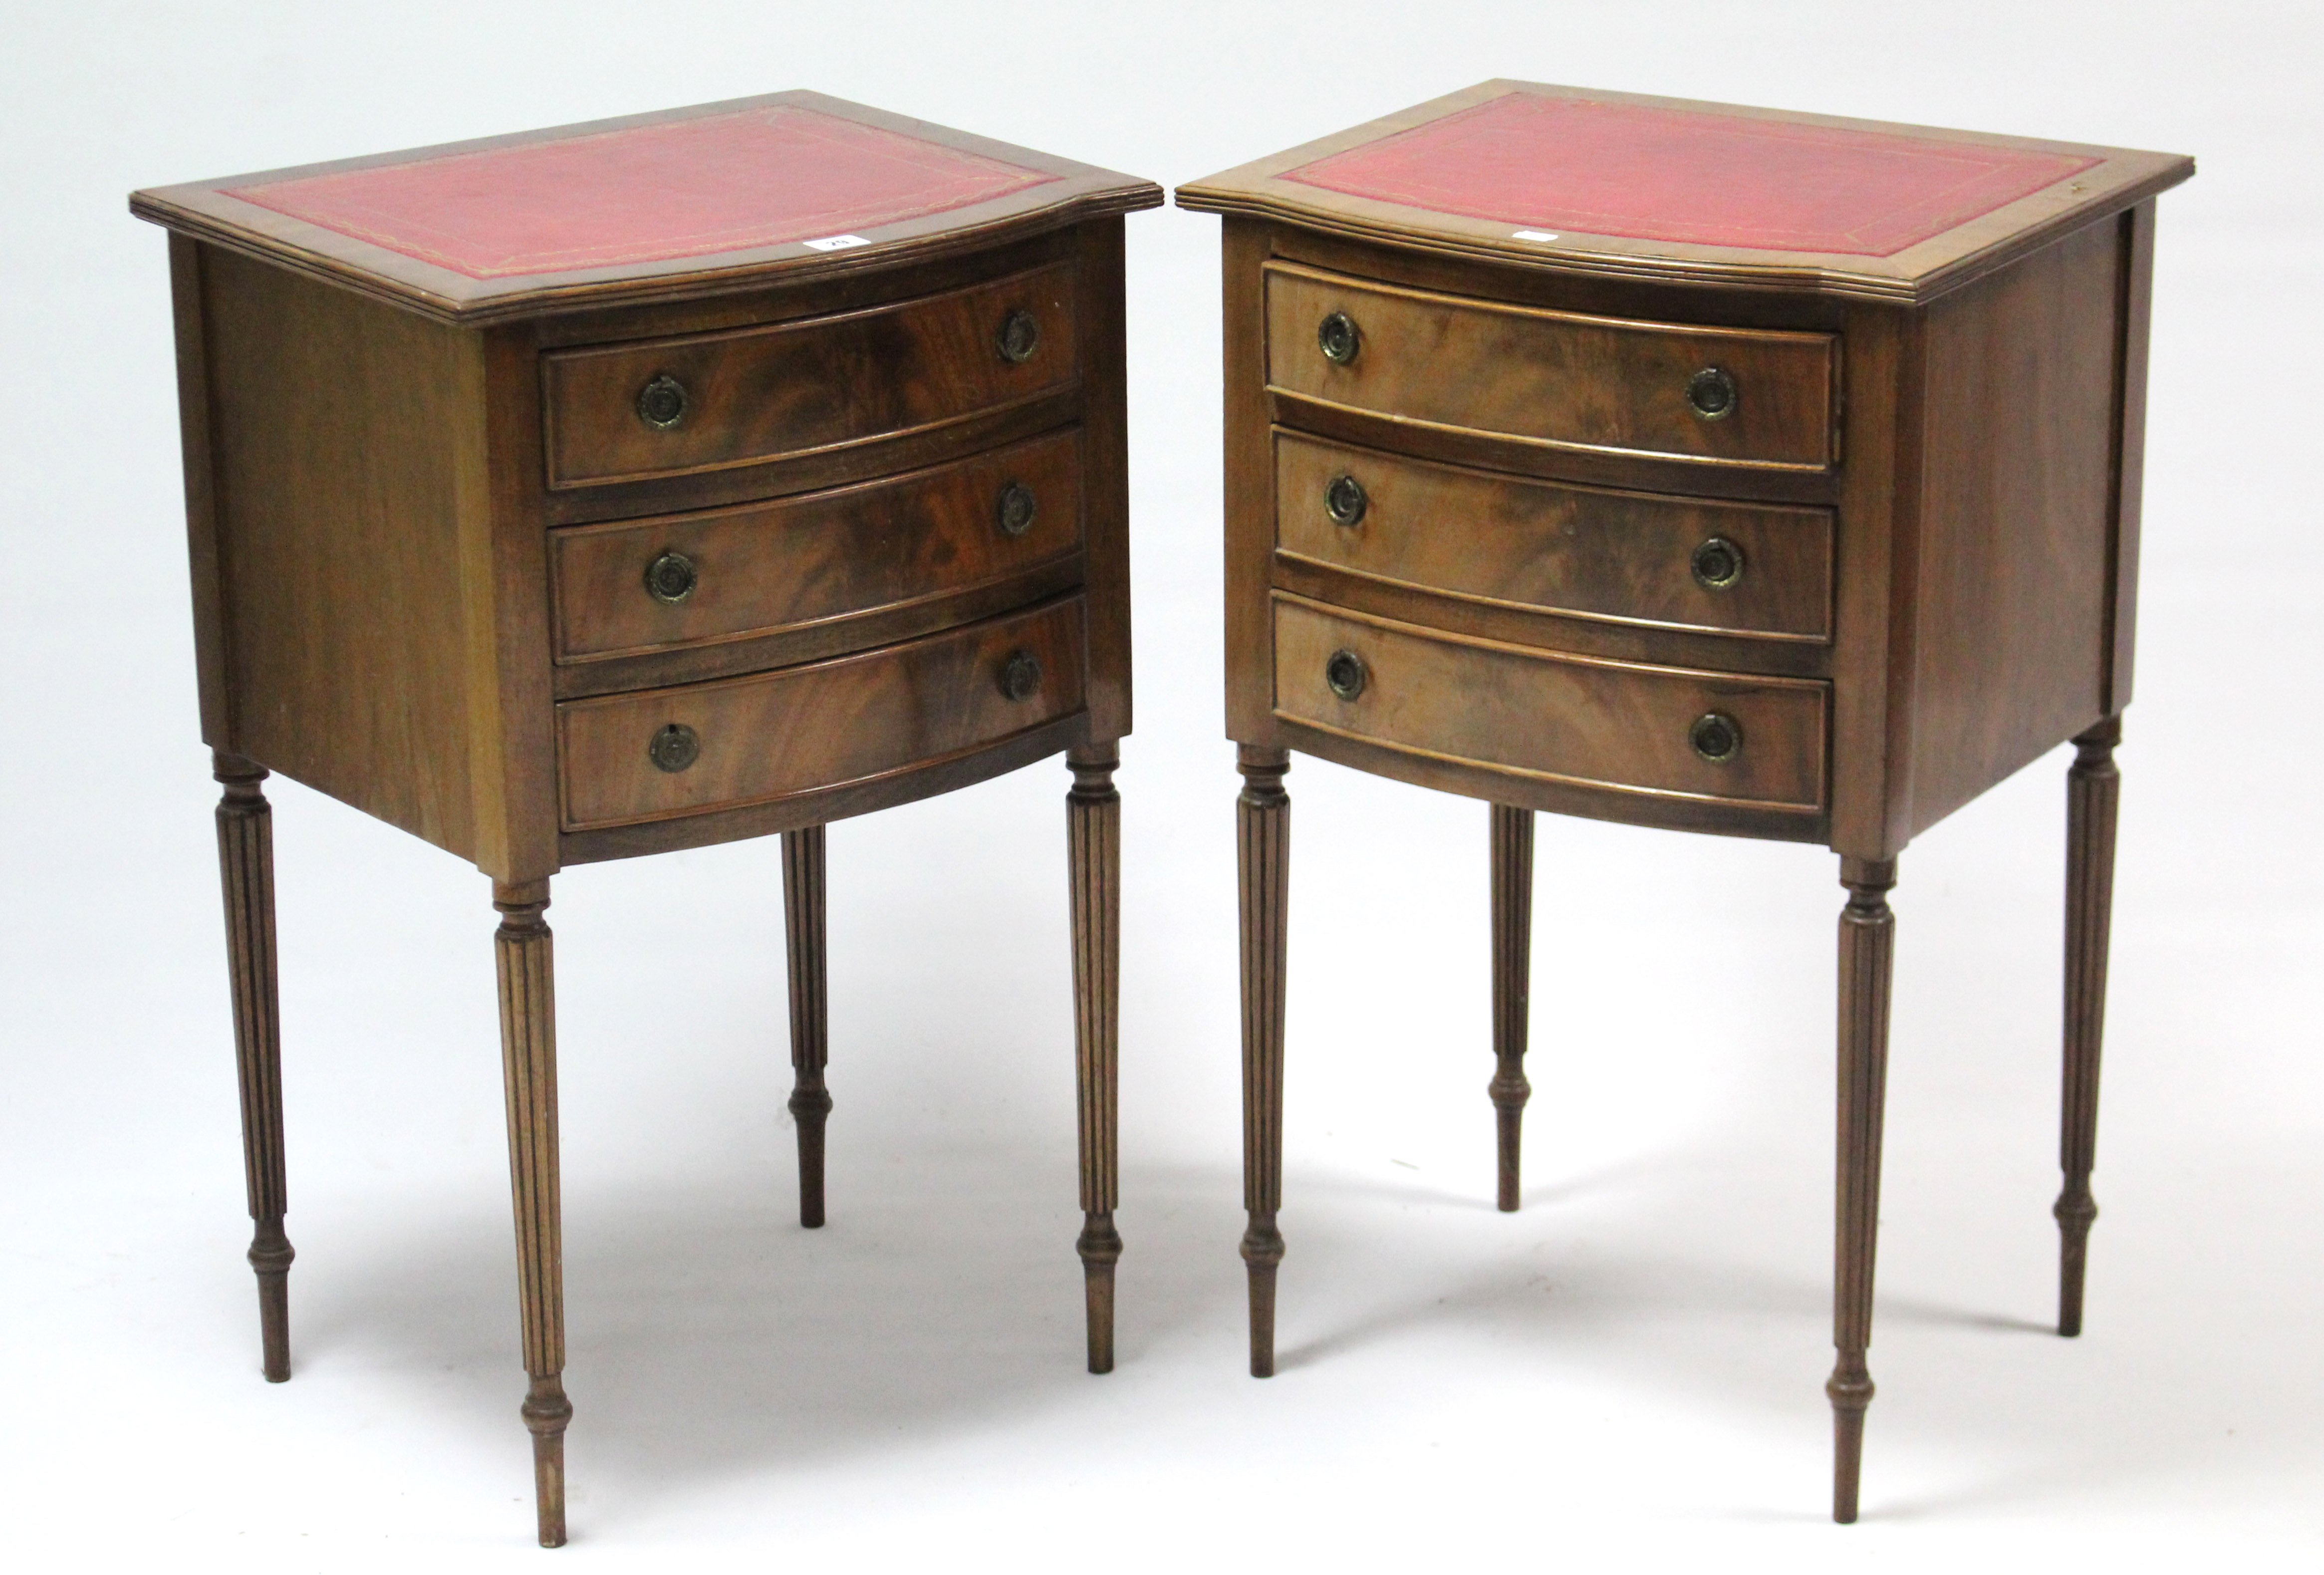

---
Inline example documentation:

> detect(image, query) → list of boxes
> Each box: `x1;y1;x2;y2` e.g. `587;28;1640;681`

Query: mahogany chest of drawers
1178;80;2192;1521
133;91;1159;1545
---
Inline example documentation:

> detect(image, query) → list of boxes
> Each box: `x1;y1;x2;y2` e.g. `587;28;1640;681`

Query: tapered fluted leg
215;751;293;1383
782;827;831;1230
495;879;569;1549
1829;856;1896;1524
2057;717;2120;1337
1236;747;1291;1377
1067;744;1123;1373
1489;804;1535;1212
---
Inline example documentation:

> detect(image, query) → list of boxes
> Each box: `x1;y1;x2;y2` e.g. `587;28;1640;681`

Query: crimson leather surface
227;105;1059;279
1285;91;2100;257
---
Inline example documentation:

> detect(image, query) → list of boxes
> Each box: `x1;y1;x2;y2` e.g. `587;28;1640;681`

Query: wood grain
782;826;832;1230
1273;595;1828;814
1067;744;1123;1373
494;879;570;1549
2056;717;2119;1336
541;262;1078;489
1236;747;1291;1378
1265;262;1836;472
215;751;293;1382
1274;429;1834;642
550;427;1083;669
555;596;1086;831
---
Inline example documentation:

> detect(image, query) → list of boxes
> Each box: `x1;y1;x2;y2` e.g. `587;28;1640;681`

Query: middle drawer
551;427;1084;670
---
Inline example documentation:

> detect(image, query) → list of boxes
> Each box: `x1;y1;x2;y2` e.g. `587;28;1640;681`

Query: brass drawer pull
1686;365;1738;421
1690;535;1744;590
635;373;689;430
1324;647;1368;700
996;481;1038;537
643;550;698;605
1690;711;1743;763
1000;649;1043;701
648;722;700;773
1318;310;1361;365
997;308;1041;364
1323;473;1368;527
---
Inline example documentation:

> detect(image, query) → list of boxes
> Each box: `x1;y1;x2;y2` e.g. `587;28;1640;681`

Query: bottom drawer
558;596;1086;831
1273;594;1826;811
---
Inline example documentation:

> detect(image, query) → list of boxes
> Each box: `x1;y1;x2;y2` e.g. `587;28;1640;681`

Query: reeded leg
495;880;570;1549
1236;747;1291;1377
1829;856;1896;1524
1067;744;1123;1373
782;827;831;1230
1489;804;1535;1212
215;750;293;1383
2057;716;2120;1336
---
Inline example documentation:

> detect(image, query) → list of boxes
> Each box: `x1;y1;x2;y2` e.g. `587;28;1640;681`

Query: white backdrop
2;2;2317;1568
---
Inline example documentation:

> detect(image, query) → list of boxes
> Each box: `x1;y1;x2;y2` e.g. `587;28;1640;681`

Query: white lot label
1512;230;1560;242
803;234;870;252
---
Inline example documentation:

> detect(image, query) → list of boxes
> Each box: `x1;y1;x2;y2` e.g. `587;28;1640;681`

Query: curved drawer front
542;262;1079;489
557;596;1086;830
1274;594;1825;811
551;428;1084;664
1275;431;1832;641
1265;262;1835;471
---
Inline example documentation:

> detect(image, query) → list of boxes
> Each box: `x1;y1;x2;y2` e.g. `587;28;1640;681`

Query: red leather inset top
1284;93;2099;257
226;106;1059;279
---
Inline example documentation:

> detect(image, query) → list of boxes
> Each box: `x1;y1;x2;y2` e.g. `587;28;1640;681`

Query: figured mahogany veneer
1266;262;1837;471
139;94;1158;1549
1273;431;1833;642
541;262;1079;489
1182;81;2190;1526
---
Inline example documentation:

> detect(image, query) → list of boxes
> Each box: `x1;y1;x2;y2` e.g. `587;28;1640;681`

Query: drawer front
552;428;1084;664
1275;431;1832;641
543;262;1079;489
1265;263;1835;471
558;596;1085;830
1274;595;1826;811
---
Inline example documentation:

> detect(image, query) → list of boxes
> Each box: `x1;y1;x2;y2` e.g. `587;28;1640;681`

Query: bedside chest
1177;81;2192;1521
133;92;1159;1545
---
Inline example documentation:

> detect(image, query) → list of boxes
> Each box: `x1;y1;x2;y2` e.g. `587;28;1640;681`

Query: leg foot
215;751;294;1382
495;879;569;1548
782;827;830;1230
1237;747;1291;1378
2057;717;2119;1336
1068;745;1123;1373
1489;804;1534;1212
1830;855;1896;1524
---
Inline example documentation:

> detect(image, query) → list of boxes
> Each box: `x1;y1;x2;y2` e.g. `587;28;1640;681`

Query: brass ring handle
1324;473;1368;527
1690;712;1743;763
644;550;698;605
1318;310;1361;365
648;722;700;773
636;374;689;430
1686;366;1738;421
1690;536;1744;591
996;481;1038;537
999;649;1043;701
1324;647;1368;700
997;309;1040;364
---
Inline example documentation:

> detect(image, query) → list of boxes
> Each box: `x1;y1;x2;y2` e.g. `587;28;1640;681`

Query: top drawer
541;262;1079;490
1265;263;1836;472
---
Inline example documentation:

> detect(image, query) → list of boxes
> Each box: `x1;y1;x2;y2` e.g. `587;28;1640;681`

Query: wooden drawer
1273;594;1826;811
557;596;1086;831
551;427;1084;666
1274;430;1832;641
1264;262;1835;472
541;262;1079;489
